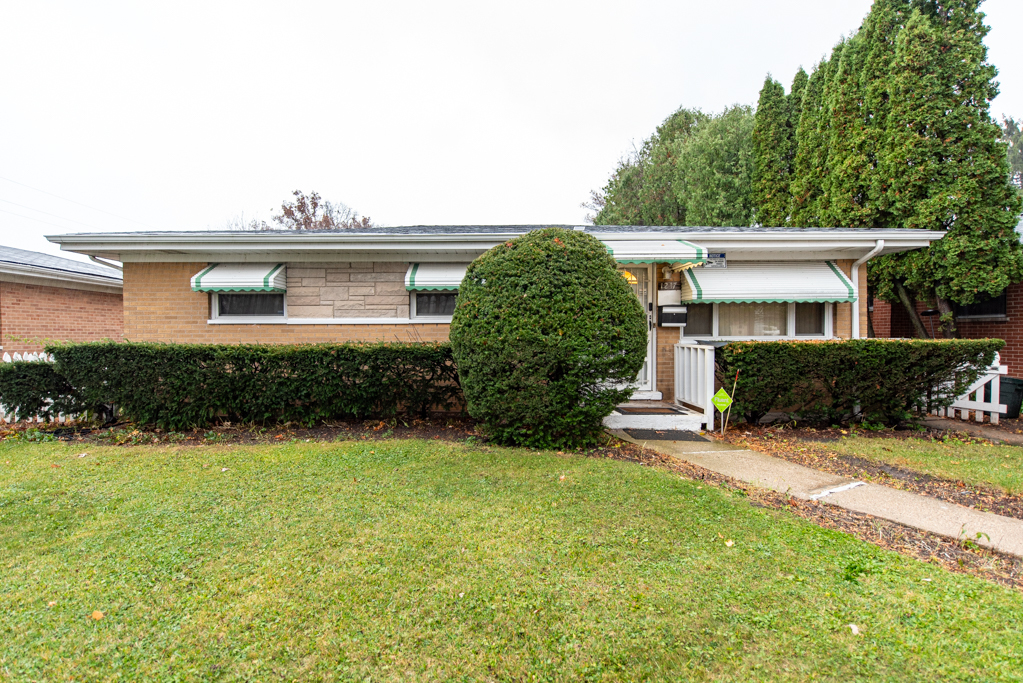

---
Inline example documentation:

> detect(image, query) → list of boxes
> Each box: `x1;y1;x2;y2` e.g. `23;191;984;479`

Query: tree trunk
935;296;958;338
895;280;930;338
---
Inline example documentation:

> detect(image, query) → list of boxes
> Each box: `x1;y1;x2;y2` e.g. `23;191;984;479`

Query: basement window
954;292;1007;319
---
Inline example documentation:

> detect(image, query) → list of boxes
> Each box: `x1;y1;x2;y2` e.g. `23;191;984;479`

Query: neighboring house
0;245;123;355
48;226;939;406
871;221;1023;378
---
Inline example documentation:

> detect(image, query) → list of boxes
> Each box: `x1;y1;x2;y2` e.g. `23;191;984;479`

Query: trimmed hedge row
23;342;462;429
0;361;88;422
716;339;1005;426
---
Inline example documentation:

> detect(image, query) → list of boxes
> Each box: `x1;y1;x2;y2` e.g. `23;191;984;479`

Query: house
0;244;123;356
47;226;941;427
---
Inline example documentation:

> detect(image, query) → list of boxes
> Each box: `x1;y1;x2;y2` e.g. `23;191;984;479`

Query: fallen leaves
848;624;860;635
91;610;104;621
725;540;735;547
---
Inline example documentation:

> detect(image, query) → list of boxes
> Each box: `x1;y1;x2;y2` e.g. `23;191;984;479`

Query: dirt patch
600;443;1023;592
719;427;1023;521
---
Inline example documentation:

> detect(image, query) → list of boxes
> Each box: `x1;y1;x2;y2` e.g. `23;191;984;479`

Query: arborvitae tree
789;52;839;226
674;105;756;226
591;157;645;225
871;3;1023;335
788;68;809;130
821;35;874;227
752;77;791;226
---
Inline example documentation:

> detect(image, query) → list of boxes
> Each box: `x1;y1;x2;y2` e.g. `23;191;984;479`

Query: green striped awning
405;263;468;291
602;239;706;264
681;261;856;303
190;263;286;292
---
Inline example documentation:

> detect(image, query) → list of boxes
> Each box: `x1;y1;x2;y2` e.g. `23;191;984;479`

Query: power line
0;207;87;231
0;175;161;230
0;197;107;231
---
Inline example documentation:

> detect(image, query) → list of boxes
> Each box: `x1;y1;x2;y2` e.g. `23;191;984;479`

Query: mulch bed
601;442;1023;592
4;418;1021;590
719;426;1023;521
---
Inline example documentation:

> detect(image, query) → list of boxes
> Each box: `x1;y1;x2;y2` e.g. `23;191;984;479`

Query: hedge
0;360;89;422
716;339;1005;426
34;341;461;430
450;227;647;448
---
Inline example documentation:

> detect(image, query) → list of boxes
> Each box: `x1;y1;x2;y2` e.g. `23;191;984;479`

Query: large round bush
450;227;648;448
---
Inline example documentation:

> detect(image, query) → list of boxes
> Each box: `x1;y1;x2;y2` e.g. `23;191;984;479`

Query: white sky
2;0;1021;264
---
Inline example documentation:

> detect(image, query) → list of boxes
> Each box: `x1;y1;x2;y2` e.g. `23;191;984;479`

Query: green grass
827;436;1023;494
1;440;1021;682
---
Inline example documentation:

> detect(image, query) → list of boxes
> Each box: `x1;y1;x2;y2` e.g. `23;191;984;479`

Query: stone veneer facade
285;262;411;319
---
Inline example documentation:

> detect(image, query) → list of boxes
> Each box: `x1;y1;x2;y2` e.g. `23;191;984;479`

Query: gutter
851;239;884;339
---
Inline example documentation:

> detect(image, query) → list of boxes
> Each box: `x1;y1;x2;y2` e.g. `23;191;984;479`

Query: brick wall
123;262;449;344
872;284;1023;378
0;281;123;354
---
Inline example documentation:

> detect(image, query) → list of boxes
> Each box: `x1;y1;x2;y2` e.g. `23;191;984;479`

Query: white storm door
618;265;655;392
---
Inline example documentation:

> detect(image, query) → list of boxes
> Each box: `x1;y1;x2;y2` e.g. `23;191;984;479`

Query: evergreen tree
674;105;756;226
789;51;840;226
821;35;873;227
751;77;791;226
871;3;1023;334
788;68;809;130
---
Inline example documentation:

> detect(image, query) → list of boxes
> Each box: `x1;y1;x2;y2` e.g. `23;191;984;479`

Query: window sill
956;315;1009;322
208;317;437;325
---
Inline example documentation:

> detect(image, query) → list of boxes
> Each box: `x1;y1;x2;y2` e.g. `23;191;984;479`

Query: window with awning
601;239;706;264
680;261;855;303
404;263;468;291
191;263;287;292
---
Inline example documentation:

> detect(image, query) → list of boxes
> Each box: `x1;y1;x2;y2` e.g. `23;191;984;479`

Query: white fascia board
0;262;122;291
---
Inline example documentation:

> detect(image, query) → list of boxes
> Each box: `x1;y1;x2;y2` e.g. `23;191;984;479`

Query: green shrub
449;227;647;448
47;342;461;430
0;360;86;422
716;339;1005;426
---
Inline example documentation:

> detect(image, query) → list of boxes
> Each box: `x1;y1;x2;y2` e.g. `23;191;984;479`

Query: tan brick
333;301;368;310
365;295;409;306
301;277;326;287
373;281;409;295
325;271;351;283
287;305;335;318
349;286;376;295
287;296;321;306
288;268;326;278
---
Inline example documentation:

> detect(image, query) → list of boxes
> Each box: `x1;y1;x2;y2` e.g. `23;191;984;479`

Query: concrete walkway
923;416;1023;446
614;430;1023;558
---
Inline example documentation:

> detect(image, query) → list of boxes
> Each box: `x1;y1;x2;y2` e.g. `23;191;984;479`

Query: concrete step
602;401;706;431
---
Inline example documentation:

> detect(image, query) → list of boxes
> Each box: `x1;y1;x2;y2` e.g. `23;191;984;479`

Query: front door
618;265;655;392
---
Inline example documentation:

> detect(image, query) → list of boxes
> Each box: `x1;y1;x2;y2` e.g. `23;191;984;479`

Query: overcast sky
2;0;1021;264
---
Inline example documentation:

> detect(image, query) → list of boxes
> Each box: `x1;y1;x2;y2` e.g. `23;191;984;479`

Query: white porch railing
930;355;1008;424
673;341;715;429
0;351;74;425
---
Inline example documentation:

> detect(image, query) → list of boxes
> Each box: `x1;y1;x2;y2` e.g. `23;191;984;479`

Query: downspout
851;240;884;339
89;255;123;272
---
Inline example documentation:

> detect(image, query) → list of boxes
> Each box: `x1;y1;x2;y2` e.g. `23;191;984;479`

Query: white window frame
409;290;457;322
209;291;288;323
683;302;833;341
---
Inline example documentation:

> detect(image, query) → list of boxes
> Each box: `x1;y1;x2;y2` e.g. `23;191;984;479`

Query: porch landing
602;401;705;432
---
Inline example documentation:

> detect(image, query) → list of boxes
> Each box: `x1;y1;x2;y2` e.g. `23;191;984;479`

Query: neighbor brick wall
0;281;123;354
871;283;1023;378
123;262;449;344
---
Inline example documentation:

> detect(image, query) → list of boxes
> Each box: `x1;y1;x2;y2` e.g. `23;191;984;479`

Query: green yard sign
711;388;733;413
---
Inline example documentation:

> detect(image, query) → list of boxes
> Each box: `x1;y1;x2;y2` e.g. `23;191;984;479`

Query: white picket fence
929;355;1008;424
673;341;716;429
0;351;76;425
674;343;1013;426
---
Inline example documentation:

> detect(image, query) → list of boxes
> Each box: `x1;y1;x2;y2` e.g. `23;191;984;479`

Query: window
718;303;787;336
215;293;285;317
681;302;831;338
954;292;1007;318
685;303;713;335
795;302;825;335
411;291;457;318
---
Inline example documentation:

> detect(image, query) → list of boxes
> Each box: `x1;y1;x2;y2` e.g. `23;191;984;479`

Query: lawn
825;435;1023;494
1;439;1021;682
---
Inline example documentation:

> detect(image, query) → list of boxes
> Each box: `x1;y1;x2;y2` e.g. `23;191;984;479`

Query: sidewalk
613;429;1023;558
